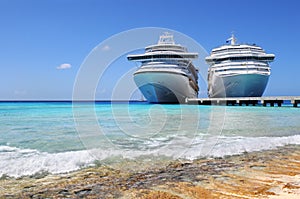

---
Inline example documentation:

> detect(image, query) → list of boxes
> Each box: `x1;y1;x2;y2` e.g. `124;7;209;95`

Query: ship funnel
226;34;237;45
158;32;175;45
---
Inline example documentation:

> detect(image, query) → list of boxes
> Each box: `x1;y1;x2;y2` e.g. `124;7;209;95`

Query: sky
0;0;299;100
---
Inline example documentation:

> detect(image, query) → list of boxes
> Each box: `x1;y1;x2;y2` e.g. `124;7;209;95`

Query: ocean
0;101;299;177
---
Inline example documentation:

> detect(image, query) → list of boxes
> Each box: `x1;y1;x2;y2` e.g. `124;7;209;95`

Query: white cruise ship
205;34;275;98
127;33;199;103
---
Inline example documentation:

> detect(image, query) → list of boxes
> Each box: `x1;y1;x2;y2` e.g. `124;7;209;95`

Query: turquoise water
0;102;299;177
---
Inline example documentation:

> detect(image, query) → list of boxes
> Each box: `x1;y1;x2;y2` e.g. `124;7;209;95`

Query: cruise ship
205;34;275;98
127;33;199;103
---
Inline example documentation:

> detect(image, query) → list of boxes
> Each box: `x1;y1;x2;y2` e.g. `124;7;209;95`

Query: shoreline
1;145;300;198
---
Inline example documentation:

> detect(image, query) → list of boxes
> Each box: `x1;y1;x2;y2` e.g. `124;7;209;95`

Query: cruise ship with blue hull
205;34;275;98
127;33;199;103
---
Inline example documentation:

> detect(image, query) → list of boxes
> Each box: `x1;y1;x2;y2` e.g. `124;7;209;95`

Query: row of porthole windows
212;48;263;53
208;56;273;62
128;54;197;60
215;68;270;72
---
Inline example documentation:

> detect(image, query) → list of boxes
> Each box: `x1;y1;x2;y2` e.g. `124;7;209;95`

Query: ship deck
186;96;300;107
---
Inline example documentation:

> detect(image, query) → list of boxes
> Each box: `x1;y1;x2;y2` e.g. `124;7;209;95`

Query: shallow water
0;102;299;177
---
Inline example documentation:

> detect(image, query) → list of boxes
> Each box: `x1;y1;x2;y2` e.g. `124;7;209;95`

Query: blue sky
0;0;299;100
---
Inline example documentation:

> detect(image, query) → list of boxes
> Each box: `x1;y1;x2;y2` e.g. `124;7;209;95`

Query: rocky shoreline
1;145;300;198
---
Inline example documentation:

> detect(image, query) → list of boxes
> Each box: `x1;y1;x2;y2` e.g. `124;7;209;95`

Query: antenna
231;32;237;45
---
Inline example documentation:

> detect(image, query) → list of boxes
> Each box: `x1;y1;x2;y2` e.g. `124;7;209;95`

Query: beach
1;144;299;198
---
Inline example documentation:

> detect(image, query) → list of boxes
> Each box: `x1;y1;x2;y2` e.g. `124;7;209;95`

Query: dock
186;96;300;107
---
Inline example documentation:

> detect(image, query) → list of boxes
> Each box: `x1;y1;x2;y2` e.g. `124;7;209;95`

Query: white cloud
57;63;72;70
101;45;110;51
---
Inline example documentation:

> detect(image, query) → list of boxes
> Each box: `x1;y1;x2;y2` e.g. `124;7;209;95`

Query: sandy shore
1;145;300;198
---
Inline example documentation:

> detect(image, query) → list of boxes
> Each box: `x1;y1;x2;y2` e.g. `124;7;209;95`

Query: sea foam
0;146;95;178
1;134;300;177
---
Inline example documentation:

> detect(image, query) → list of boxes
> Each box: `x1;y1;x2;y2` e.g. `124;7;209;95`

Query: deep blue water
0;101;299;177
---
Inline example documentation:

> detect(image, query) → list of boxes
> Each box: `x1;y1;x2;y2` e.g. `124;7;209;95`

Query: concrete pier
186;96;300;107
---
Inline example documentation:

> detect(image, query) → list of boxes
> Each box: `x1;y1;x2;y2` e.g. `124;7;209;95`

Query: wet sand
1;145;300;198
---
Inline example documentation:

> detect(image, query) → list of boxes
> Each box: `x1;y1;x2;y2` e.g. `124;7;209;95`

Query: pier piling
292;99;300;107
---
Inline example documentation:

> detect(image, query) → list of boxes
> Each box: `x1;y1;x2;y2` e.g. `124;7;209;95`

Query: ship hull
208;73;269;98
134;71;197;103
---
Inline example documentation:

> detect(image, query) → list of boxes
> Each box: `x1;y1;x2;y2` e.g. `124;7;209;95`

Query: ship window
211;56;273;62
